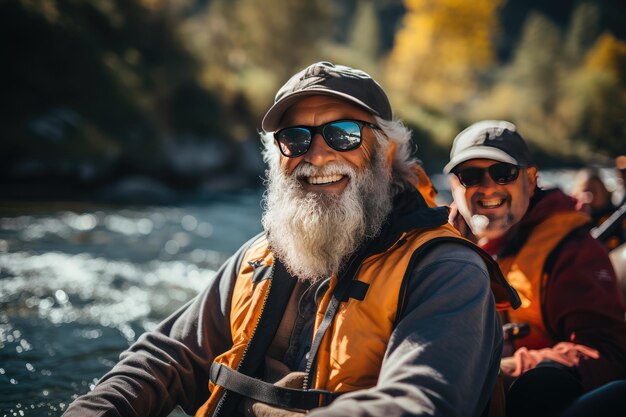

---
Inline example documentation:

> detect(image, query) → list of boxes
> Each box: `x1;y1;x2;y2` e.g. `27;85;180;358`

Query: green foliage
317;1;383;84
1;0;228;185
464;3;626;161
348;0;380;60
505;12;562;111
181;0;334;119
3;0;626;196
563;2;600;65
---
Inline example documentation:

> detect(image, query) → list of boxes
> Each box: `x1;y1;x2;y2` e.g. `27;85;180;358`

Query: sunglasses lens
323;121;362;151
456;167;485;187
455;163;520;187
276;127;311;157
490;163;519;184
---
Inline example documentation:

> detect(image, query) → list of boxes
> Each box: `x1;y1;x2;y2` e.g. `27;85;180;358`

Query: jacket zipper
213;261;273;416
301;252;362;391
301;232;409;391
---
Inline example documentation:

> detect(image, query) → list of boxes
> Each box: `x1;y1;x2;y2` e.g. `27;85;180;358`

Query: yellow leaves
387;0;503;111
138;0;194;12
584;33;626;84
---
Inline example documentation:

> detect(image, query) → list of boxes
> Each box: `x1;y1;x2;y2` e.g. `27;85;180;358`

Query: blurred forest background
2;0;625;203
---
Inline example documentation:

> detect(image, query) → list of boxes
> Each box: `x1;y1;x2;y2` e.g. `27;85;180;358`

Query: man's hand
449;202;477;242
500;342;600;377
242;372;307;417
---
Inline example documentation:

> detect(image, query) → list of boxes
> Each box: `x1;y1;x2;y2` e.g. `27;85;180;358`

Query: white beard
261;152;393;282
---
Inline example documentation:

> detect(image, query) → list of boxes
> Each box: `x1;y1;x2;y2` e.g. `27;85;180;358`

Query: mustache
291;161;356;178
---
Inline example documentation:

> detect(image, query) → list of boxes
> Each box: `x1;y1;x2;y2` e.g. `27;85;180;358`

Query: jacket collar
353;188;450;261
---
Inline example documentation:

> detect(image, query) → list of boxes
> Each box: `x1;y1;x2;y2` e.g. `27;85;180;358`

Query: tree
468;9;626;158
1;0;227;188
563;2;601;65
348;0;380;61
182;0;333;118
511;14;562;106
386;0;503;112
575;33;626;153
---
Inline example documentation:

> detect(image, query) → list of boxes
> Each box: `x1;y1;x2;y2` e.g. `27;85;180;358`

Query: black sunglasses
274;119;381;158
453;162;520;187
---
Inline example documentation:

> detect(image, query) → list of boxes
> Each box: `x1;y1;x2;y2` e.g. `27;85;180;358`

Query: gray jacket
63;194;505;417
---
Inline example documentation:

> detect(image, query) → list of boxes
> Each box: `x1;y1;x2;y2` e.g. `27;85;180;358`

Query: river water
1;168;622;417
0;190;264;417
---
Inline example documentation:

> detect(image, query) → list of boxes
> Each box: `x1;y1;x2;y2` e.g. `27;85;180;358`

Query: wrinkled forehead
279;95;376;128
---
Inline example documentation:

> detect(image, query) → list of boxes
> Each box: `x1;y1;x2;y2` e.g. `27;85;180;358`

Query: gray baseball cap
443;120;532;174
262;61;392;132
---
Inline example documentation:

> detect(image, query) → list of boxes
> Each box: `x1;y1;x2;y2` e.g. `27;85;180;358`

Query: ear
385;141;397;168
526;166;538;195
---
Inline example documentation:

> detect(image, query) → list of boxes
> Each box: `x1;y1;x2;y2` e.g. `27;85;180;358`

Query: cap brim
261;88;380;131
443;147;519;174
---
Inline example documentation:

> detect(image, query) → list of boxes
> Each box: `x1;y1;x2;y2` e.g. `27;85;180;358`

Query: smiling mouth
478;198;506;209
305;174;345;185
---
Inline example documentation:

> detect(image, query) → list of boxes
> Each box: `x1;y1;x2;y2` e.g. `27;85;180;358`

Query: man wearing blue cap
445;120;626;416
63;63;519;417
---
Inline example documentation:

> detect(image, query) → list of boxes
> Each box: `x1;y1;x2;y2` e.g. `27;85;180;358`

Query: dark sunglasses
453;162;520;187
274;119;381;158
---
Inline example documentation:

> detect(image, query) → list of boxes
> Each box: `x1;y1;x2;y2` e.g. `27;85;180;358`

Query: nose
477;170;498;188
304;133;336;166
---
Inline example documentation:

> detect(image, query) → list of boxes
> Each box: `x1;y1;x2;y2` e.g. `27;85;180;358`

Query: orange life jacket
196;224;517;416
406;164;438;208
498;211;590;349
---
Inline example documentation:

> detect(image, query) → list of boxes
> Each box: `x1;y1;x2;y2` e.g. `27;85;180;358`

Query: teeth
308;174;344;185
480;198;504;208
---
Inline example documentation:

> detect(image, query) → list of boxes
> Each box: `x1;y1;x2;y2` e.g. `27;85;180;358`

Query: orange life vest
498;211;590;349
406;164;438;208
196;224;516;416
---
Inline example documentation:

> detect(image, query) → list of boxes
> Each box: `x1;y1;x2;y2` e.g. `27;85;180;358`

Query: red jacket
482;188;626;391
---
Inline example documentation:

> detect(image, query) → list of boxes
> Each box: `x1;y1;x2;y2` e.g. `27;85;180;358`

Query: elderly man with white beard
63;62;519;417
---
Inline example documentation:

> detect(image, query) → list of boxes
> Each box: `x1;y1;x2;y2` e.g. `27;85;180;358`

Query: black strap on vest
212;233;521;415
210;362;339;410
212;260;297;417
301;269;356;390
